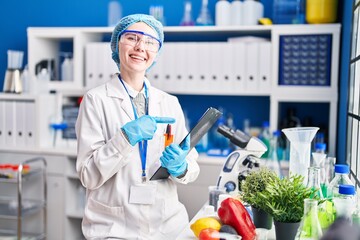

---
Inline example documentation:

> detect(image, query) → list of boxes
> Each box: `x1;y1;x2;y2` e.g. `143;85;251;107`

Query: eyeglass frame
119;30;162;53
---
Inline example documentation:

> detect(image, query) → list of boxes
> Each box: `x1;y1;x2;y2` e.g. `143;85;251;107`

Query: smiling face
118;22;159;76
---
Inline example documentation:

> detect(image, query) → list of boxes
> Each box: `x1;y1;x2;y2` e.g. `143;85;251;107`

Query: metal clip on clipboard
150;107;223;181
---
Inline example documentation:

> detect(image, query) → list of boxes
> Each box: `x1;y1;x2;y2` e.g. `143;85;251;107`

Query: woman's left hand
160;135;190;177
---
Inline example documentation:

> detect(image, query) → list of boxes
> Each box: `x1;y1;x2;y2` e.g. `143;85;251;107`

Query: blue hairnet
110;14;164;70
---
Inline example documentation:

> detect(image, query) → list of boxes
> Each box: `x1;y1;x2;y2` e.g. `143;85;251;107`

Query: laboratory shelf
0;229;45;240
0;168;43;184
0;199;45;219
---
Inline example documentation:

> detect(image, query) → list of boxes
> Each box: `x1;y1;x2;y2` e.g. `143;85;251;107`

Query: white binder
4;100;16;147
85;43;98;89
231;42;246;93
24;101;36;147
15;101;26;147
185;42;199;94
197;43;211;93
161;43;176;92
245;42;259;91
0;101;5;146
147;48;164;89
173;42;186;92
258;41;272;91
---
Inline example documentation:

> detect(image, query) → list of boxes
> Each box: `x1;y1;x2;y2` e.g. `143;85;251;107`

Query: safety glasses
119;30;161;53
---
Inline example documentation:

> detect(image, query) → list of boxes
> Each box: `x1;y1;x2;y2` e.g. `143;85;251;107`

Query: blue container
273;0;305;24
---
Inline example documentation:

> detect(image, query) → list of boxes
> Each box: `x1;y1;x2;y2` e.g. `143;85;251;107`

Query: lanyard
118;75;149;183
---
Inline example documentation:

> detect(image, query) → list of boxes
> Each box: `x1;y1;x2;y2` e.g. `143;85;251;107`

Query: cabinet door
47;175;65;240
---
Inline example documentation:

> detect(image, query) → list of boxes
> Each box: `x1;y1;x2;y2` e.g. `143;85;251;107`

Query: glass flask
295;198;323;240
306;167;324;199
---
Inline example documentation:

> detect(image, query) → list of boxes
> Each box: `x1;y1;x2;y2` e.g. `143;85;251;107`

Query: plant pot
274;220;300;240
251;206;273;230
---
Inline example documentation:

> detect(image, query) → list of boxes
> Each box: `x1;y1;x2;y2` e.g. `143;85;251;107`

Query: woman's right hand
121;115;175;146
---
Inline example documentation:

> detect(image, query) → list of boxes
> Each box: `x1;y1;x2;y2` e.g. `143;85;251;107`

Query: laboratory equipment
242;0;264;25
208;185;226;211
306;0;338;24
282;127;319;184
60;52;73;81
216;125;266;193
333;185;356;222
295;198;323;240
266;130;282;177
259;121;271;158
215;0;230;26
35;59;56;81
180;1;195;26
108;0;122;27
149;5;166;25
3;50;24;93
196;0;213;26
273;0;304;24
327;164;353;198
231;0;243;25
306;167;324;199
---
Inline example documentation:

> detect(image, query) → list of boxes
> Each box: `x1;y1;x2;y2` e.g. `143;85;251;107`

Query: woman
75;14;200;239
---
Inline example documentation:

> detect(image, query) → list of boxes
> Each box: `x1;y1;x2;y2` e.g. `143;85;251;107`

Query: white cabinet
0;94;56;149
27;24;340;155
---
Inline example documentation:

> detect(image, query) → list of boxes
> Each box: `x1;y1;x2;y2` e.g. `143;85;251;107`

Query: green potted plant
257;174;319;240
240;168;278;230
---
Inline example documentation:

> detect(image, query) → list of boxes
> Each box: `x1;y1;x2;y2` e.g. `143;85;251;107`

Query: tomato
198;228;220;240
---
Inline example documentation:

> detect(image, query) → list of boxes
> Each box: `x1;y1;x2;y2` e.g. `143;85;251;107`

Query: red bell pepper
217;198;256;240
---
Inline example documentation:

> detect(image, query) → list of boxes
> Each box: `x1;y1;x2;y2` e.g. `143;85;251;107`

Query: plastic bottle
215;0;230;26
21;64;29;93
306;166;324;199
306;0;338;24
196;0;214;26
327;164;353;198
333;185;356;222
295;198;323;240
242;0;264;25
180;1;195;26
266;130;282;177
108;0;122;27
259;121;271;158
231;0;243;25
61;53;73;81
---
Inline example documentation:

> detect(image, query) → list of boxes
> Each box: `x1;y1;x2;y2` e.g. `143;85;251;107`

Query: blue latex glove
160;135;190;177
122;115;175;146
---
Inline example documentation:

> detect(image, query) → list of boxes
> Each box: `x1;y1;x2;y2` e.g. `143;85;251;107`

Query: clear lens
120;32;160;52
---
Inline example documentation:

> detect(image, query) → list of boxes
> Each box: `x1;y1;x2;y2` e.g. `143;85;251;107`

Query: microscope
216;125;267;193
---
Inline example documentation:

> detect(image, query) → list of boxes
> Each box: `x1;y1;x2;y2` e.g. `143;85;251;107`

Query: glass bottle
260;121;271;159
352;192;360;226
321;156;336;198
266;130;282;177
333;184;356;223
196;0;213;26
327;164;353;198
180;1;195;26
295;198;323;240
306;166;324;199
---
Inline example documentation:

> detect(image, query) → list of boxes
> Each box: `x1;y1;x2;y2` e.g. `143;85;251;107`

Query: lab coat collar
105;75;163;119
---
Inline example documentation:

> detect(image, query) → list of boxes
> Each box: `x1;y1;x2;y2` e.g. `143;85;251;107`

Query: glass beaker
282;127;319;184
295;198;323;239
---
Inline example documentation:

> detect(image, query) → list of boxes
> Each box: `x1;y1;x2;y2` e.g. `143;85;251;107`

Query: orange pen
164;124;174;147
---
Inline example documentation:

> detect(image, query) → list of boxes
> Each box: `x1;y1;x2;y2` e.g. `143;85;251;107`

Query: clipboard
150;107;223;180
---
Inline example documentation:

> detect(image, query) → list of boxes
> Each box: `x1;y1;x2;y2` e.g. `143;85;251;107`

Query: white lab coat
75;75;200;240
